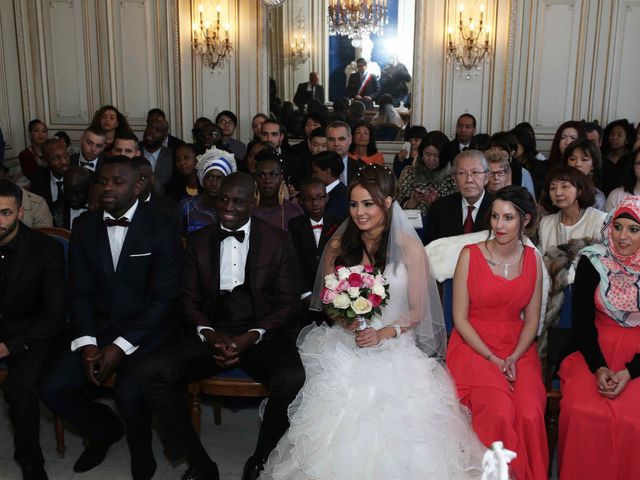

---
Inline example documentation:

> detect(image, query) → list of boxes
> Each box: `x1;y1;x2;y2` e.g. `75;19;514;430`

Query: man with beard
140;118;174;193
71;127;107;178
40;156;183;480
0;180;65;480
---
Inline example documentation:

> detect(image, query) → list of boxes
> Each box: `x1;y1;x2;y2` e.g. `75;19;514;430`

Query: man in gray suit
140;119;174;193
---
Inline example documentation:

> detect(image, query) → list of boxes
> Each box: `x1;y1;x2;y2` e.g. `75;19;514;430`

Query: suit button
315;255;320;261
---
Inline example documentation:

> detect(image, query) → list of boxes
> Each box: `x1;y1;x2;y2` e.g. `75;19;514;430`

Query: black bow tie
80;161;94;167
104;217;130;227
220;230;245;243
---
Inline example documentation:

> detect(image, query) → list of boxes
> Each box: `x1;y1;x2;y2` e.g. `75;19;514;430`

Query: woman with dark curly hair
348;122;384;165
89;105;131;156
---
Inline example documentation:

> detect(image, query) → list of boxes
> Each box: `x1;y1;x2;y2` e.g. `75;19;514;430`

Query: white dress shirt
70;200;140;355
340;155;349;185
461;190;485;225
310;217;323;247
78;152;97;172
197;220;266;343
49;172;64;203
143;147;161;171
69;206;87;229
326;179;340;194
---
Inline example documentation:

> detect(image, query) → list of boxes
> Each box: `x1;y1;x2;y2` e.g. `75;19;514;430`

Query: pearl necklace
486;240;523;278
556;208;585;245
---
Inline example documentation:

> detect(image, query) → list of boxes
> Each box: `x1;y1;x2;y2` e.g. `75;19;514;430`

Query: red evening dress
558;293;640;480
447;244;548;480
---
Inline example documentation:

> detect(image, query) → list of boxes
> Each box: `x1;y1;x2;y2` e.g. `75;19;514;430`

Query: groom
135;172;305;480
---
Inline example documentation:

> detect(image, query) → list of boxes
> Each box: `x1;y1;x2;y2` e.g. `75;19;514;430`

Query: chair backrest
35;227;70;278
374;123;401;141
441;279;455;335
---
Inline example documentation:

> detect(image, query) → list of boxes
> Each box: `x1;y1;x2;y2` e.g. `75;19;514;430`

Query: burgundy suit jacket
182;216;302;336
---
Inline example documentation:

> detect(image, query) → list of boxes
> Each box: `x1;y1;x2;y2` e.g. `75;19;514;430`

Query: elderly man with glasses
423;149;494;244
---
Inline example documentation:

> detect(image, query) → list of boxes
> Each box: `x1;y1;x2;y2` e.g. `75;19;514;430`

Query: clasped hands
489;353;518;390
202;330;258;368
342;320;381;348
595;367;631;399
81;344;124;386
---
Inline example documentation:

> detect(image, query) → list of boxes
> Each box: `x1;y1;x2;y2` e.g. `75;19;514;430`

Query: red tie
311;224;323;229
463;206;475;234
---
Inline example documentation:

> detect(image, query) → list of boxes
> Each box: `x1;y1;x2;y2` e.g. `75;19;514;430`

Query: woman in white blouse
605;148;640;212
539;166;606;256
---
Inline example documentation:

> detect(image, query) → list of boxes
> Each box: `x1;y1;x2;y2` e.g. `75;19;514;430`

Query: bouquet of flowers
321;264;390;330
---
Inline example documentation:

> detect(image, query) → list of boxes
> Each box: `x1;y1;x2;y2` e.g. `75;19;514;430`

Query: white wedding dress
259;263;485;480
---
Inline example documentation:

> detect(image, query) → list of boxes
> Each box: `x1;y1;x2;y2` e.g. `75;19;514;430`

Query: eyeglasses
300;195;327;203
454;170;488;179
489;169;507;178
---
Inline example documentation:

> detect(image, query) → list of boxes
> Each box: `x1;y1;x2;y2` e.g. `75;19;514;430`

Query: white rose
350;265;364;274
347;287;360;299
324;274;339;291
351;297;373;315
372;283;387;299
332;292;351;309
337;267;350;280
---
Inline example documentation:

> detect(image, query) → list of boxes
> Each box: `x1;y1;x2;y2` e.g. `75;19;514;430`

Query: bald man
141;118;174;193
293;72;325;111
135;172;305;480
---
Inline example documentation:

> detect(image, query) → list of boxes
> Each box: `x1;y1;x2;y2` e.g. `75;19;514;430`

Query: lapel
453;193;464;233
247;219;261;282
94;213;115;278
114;206;145;277
302;218;319;253
3;225;30;304
209;226;221;296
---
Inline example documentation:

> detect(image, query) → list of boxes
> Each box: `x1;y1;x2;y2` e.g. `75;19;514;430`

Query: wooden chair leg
54;415;65;458
188;385;201;435
213;401;222;425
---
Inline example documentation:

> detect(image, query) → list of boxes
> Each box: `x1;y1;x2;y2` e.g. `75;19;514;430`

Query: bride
259;165;485;479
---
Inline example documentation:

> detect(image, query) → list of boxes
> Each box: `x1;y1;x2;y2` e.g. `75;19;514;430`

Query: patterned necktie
463;205;475;234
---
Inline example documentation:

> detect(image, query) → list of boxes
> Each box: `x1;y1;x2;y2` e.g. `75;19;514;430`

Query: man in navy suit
0;180;65;480
70;126;107;178
424;150;493;244
40;156;183;480
326;121;365;187
135;172;305;480
310;151;348;220
30;139;71;211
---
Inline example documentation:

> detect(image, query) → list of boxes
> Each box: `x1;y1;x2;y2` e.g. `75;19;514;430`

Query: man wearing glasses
424;150;493;244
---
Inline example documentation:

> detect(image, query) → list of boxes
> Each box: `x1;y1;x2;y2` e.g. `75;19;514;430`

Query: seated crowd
0;103;639;480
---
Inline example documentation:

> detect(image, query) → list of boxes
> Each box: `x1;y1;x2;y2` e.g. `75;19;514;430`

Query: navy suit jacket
326;182;348;220
68;203;183;348
423;191;493;244
29;168;56;209
70;153;104;180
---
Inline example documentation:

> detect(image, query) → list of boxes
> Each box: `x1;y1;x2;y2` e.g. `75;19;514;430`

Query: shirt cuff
248;328;266;344
197;326;215;342
300;291;312;300
71;336;97;352
113;337;139;355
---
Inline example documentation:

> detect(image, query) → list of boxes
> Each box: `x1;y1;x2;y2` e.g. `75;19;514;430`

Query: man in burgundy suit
135;172;305;480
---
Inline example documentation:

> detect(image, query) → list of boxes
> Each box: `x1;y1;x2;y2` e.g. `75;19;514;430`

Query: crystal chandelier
328;0;388;41
192;3;233;71
446;3;491;79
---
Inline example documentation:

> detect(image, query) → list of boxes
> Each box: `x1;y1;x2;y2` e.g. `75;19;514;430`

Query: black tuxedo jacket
30;168;57;209
326;182;348;220
423;191;493;244
346;72;378;99
0;225;65;355
346;157;365;186
69;203;183;348
293;82;325;109
182;216;302;337
288;213;342;292
70;153;104;180
280;151;307;190
145;192;180;226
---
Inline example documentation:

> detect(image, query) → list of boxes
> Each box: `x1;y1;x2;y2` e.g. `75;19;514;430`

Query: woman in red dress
447;185;548;480
558;196;640;480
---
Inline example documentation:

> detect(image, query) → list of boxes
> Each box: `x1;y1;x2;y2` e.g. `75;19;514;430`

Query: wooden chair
197;370;268;428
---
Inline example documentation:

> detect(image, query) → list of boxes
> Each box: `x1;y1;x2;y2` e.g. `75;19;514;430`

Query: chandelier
328;0;388;41
446;3;491;79
192;3;233;71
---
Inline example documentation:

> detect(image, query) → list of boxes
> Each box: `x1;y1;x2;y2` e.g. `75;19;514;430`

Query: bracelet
392;325;401;338
486;352;494;360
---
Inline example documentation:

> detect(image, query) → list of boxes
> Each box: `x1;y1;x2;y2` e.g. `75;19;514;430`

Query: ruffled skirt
259;323;484;480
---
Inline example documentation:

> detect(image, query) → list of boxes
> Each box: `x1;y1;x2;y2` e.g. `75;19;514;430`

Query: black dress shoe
131;452;156;480
180;464;220;480
20;465;48;480
73;425;125;473
242;455;266;480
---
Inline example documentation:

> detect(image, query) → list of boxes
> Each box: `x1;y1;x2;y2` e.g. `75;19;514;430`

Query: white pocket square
129;252;152;257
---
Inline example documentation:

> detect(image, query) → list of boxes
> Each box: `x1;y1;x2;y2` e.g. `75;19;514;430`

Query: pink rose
361;274;375;288
364;264;374;273
335;279;349;293
322;287;336;304
348;272;363;287
367;293;383;308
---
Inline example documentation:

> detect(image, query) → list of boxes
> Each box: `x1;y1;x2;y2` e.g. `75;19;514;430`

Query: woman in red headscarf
558;196;640;480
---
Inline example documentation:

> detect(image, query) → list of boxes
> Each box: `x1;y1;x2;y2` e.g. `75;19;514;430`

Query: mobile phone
402;141;411;152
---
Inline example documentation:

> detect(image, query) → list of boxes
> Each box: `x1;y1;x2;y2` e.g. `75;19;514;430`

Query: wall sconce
289;18;310;68
446;3;491;79
192;2;233;71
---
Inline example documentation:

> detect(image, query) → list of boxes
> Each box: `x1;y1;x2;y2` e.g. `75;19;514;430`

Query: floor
0;398;260;479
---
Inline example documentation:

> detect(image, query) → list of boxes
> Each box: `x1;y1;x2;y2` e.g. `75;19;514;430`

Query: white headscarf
196;147;236;186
